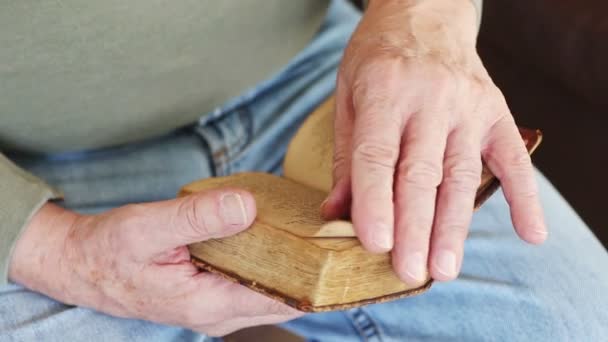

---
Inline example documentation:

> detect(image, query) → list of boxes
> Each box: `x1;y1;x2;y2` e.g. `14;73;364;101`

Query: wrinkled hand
322;0;547;284
10;190;302;336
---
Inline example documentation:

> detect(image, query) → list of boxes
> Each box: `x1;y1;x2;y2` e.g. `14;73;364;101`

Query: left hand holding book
9;190;301;336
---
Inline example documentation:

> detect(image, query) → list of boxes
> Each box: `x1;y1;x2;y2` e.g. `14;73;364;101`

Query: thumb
129;188;256;255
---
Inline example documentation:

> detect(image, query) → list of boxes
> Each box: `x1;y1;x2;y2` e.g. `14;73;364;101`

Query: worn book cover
181;96;543;312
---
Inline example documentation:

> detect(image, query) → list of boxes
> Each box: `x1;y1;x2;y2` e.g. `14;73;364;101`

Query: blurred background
477;0;607;247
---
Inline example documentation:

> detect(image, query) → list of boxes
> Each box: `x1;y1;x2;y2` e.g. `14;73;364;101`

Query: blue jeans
3;1;608;341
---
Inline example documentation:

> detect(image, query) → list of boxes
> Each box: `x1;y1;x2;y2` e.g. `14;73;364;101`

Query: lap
3;171;606;342
0;284;205;342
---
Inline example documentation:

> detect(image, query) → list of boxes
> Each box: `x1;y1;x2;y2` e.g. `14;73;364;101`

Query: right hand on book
321;0;547;286
8;190;302;336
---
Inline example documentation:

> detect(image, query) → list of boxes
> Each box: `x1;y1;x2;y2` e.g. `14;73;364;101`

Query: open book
181;96;543;312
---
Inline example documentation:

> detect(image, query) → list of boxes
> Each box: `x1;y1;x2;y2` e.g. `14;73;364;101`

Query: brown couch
477;0;608;246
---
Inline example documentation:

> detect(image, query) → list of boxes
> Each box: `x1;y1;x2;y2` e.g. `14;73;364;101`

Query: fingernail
220;193;248;227
406;252;427;282
434;250;457;278
372;227;393;251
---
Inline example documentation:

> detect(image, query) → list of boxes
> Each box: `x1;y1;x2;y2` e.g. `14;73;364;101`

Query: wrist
8;203;81;304
367;0;478;40
360;0;480;65
367;0;475;12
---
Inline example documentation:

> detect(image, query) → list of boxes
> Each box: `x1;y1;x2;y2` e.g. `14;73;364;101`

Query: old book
181;96;542;312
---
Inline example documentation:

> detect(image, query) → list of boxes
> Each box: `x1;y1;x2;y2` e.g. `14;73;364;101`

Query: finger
350;91;406;253
322;77;354;220
483;116;547;244
428;124;482;281
192;273;301;317
147;272;300;334
124;188;257;257
392;114;448;284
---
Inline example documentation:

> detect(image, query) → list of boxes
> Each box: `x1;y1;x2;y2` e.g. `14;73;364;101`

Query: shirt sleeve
0;153;62;285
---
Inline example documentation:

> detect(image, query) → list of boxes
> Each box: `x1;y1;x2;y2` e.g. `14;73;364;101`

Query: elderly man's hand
9;192;302;337
322;0;547;284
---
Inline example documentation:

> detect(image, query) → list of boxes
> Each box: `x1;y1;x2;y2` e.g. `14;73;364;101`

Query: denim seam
346;308;385;342
222;53;343;174
194;106;253;177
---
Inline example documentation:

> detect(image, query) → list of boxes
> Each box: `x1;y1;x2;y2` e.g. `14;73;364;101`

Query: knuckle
398;159;443;189
443;157;482;192
499;152;534;181
358;50;408;75
351;79;394;113
179;195;211;237
351;77;369;100
352;54;410;97
332;152;349;176
509;151;533;170
401;218;434;234
353;142;399;170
